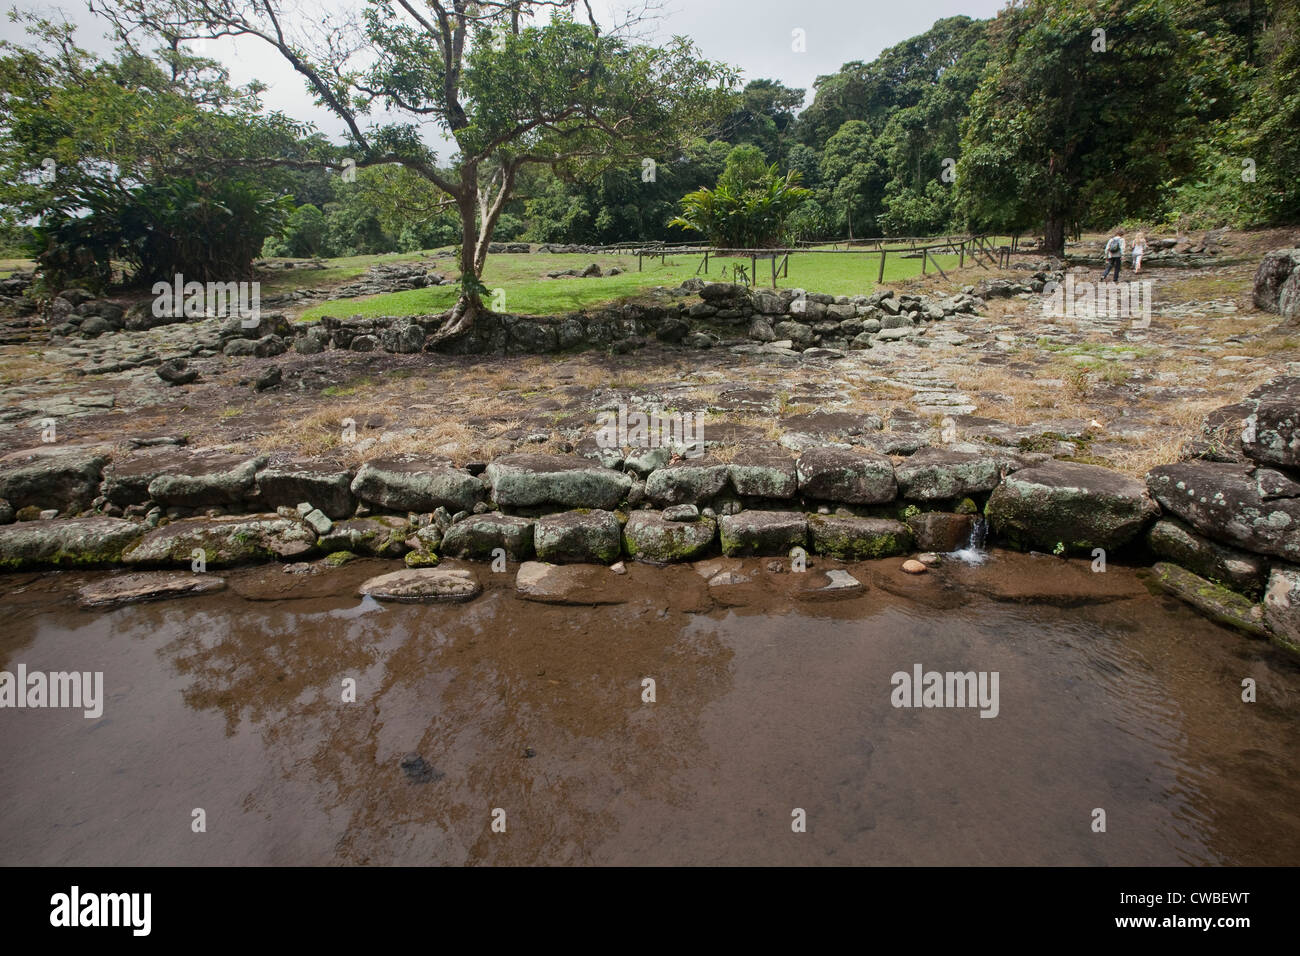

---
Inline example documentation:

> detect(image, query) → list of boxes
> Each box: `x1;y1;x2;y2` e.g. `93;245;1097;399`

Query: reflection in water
1;554;1298;866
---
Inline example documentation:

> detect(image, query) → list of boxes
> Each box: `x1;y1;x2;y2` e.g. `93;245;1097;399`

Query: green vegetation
298;248;963;320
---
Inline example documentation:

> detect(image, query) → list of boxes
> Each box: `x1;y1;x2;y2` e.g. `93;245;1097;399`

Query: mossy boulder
122;514;316;567
319;516;412;557
440;513;535;561
486;454;632;510
350;458;482;514
796;446;897;504
0;446;110;514
534;509;622;564
895;446;1024;501
989;461;1159;553
728;449;798;499
644;461;731;507
1147;518;1268;598
0;517;144;570
719;511;807;556
623;511;717;563
808;514;913;560
1150;562;1269;638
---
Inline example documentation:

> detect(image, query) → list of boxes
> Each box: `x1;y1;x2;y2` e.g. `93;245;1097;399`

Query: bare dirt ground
2;228;1297;478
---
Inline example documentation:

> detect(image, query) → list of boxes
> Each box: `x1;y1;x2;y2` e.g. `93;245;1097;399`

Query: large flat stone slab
487;454;632;510
988;461;1159;552
796;447;897;504
122;514;316;567
78;572;225;608
1146;461;1300;562
350;458;482;513
0;517;144;569
622;511;717;563
514;561;626;604
359;568;481;603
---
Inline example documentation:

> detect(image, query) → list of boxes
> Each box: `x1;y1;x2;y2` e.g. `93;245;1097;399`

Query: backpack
1105;236;1122;257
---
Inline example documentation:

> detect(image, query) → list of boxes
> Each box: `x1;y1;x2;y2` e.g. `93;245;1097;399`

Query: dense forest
1;0;1297;293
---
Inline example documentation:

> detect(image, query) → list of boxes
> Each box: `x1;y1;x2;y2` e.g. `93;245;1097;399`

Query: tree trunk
1043;214;1067;258
433;165;484;341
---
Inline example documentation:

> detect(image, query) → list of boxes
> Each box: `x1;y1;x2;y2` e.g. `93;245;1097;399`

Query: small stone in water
609;561;626;574
902;559;928;574
917;553;940;566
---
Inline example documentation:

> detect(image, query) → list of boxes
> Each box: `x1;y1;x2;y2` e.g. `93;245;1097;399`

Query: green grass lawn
297;248;968;321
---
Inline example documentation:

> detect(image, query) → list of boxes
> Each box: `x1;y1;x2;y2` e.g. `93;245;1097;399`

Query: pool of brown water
1;551;1297;866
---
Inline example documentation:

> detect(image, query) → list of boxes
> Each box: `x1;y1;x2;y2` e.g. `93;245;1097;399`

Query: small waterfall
950;517;989;565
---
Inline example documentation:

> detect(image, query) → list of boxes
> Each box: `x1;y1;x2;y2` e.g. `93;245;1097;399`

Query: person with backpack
1101;228;1125;282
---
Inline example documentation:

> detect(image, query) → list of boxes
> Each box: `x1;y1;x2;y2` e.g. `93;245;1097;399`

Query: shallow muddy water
2;552;1298;866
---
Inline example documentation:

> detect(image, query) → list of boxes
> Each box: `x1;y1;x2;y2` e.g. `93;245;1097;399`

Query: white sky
3;0;1009;151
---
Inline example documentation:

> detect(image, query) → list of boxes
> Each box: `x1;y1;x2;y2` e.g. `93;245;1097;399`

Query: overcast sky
7;0;1009;147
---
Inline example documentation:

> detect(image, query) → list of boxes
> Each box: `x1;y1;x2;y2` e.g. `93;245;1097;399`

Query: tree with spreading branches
93;0;737;337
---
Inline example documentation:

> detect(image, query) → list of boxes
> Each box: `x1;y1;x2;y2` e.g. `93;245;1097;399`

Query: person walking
1131;231;1147;273
1101;228;1125;282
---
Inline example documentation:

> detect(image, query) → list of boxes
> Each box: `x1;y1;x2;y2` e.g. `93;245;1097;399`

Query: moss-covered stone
808;514;913;560
0;517;144;570
623;511;717;563
719;511;807;556
1149;562;1270;638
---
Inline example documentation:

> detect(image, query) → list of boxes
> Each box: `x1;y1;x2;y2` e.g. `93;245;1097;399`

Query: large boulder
808;515;913;560
719;511;807;556
1238;376;1300;469
440;513;535;561
1146;461;1300;562
727;449;798;499
256;462;356;519
796;447;897;504
122;514;316;567
622;511;717;563
1252;248;1300;320
988;461;1159;552
350;458;482;514
486;454;632;510
895;446;1024;501
0;446;110;514
533;510;622;564
644;461;730;506
0;517;144;569
147;455;265;507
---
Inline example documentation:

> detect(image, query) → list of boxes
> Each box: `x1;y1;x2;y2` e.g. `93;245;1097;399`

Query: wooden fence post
878;249;887;284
